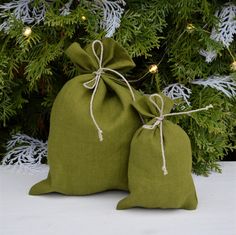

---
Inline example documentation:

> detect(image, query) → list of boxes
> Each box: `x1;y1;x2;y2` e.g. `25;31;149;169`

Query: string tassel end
162;166;168;175
98;130;103;142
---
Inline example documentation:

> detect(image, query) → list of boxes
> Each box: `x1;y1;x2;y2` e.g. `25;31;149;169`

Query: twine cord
143;94;213;175
83;40;135;141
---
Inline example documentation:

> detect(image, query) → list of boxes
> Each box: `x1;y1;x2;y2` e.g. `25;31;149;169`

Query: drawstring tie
143;94;213;176
83;40;135;141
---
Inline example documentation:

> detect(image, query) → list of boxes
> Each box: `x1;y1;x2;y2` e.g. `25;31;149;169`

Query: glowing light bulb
230;61;236;71
186;23;195;33
81;15;87;21
149;64;158;74
23;27;32;37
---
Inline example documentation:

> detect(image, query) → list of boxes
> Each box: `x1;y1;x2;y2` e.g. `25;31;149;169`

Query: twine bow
83;40;135;141
143;94;213;176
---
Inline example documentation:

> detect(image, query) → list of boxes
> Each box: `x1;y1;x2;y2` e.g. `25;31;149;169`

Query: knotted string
143;94;213;176
83;40;135;141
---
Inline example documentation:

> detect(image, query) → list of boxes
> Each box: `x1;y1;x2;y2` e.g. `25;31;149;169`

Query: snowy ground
0;162;235;235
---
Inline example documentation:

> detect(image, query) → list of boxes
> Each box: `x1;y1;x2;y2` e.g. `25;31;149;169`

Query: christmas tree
0;0;235;175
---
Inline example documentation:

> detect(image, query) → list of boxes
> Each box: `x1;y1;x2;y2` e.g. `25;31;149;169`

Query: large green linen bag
29;38;142;195
117;94;211;210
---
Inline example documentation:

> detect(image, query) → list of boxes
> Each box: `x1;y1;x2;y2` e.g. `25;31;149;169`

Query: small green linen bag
117;94;212;210
29;38;142;195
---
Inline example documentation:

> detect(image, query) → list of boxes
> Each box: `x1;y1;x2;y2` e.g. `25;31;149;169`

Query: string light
23;27;32;37
230;61;236;71
186;23;195;33
81;15;87;21
149;64;158;74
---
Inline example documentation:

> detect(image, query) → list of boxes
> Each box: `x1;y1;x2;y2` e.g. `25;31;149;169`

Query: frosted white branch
1;133;48;173
211;3;236;47
60;0;74;16
94;0;126;37
162;83;192;106
31;2;47;23
0;21;11;32
199;49;217;63
0;0;47;32
200;3;236;62
192;75;236;98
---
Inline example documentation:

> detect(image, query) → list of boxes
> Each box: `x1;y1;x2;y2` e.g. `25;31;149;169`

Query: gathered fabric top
65;38;135;75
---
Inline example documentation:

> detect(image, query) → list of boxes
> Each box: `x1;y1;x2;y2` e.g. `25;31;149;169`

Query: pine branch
179;87;236;175
0;97;16;127
25;40;64;90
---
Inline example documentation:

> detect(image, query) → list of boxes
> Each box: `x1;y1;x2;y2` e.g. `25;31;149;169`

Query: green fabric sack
117;94;198;210
29;38;142;196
